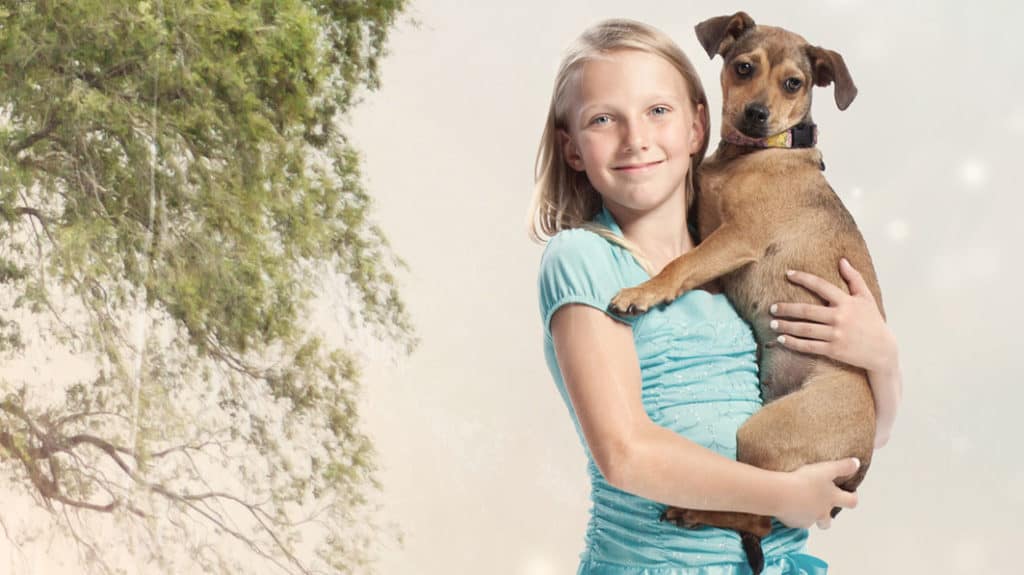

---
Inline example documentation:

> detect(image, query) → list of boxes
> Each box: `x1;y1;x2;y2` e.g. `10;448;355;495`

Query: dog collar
724;123;818;149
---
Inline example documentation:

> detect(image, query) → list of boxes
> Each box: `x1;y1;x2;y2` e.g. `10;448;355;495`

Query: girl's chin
603;191;683;214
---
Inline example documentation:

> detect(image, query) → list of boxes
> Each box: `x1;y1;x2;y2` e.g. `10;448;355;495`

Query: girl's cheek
579;139;606;161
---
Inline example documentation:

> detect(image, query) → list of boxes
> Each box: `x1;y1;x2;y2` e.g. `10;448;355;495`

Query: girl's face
562;49;704;216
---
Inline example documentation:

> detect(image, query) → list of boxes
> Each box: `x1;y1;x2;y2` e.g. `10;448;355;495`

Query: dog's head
695;12;856;139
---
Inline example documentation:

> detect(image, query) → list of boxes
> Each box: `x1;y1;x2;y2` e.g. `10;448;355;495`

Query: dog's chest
696;148;824;236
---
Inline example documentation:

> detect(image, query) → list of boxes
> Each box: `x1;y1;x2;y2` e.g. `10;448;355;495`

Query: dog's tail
741;531;765;574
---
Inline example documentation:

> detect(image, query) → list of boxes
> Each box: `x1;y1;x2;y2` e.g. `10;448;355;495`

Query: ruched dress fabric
537;207;828;575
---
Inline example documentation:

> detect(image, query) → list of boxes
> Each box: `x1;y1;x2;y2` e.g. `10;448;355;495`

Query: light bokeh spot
886;218;909;242
959;158;989;189
520;553;558;575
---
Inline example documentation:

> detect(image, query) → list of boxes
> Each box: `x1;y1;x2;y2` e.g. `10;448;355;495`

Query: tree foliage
0;1;412;572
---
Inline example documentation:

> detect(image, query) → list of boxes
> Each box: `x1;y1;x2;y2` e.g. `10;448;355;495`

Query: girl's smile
613;159;665;173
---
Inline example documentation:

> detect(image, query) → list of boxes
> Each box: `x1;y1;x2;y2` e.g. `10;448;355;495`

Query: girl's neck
606;194;694;275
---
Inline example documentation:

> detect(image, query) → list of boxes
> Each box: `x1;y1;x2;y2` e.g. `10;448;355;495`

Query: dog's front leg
609;225;759;315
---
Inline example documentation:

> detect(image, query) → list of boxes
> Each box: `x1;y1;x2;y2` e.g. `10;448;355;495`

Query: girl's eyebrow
577;103;607;119
575;104;608;128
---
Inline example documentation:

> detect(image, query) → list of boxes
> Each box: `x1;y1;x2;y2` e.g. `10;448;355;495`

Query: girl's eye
784;78;803;92
590;115;611;126
736;62;753;77
651;106;670;116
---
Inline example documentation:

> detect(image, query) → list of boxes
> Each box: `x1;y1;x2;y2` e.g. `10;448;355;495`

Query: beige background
353;1;1024;574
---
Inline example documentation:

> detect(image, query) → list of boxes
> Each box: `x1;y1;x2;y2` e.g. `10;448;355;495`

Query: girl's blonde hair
528;19;710;274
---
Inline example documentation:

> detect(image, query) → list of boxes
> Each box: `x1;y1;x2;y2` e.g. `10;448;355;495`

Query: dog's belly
721;232;829;401
723;250;826;402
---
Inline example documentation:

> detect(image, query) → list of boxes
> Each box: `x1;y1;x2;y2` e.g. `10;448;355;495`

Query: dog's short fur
607;12;881;573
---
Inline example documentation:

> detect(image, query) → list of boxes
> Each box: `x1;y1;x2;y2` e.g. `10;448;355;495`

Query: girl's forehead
574;49;689;101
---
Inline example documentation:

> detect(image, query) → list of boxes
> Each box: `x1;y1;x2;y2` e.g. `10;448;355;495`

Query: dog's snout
744;104;770;125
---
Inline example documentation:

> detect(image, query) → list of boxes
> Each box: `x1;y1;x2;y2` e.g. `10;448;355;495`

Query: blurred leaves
0;0;412;573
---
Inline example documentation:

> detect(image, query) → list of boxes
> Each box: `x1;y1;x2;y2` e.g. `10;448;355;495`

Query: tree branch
3;400;315;573
9;118;59;156
14;206;50;227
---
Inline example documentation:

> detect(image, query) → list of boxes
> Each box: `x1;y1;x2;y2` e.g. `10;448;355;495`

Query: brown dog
607;12;881;573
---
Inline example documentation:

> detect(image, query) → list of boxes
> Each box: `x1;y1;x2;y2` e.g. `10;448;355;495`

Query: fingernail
852;457;860;469
841;258;850;266
785;270;794;277
769;320;778;330
777;335;786;344
770;304;778;314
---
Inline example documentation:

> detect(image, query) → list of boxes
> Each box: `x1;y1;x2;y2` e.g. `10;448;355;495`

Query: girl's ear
560;129;585;171
689;104;707;155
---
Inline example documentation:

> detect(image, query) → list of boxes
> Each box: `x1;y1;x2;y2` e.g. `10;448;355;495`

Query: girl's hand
770;258;902;449
776;458;860;529
769;258;895;374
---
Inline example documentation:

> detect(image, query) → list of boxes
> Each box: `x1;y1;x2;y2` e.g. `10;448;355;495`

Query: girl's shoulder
538;226;638;292
540;227;617;264
537;227;640;334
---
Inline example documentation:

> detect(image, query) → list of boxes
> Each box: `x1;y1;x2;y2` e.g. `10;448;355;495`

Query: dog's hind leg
660;507;771;536
737;362;876;481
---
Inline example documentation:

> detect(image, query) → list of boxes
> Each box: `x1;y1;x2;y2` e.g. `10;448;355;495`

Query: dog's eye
785;78;803;92
735;62;753;77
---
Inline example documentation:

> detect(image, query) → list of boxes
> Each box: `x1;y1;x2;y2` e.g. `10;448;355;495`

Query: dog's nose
744;104;770;125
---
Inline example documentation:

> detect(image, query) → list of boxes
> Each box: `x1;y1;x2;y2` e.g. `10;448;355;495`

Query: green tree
0;1;413;573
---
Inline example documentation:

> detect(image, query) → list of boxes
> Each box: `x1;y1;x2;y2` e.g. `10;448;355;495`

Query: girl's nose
622;120;650;152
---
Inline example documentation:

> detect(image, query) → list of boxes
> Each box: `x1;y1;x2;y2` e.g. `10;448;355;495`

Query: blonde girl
532;19;901;574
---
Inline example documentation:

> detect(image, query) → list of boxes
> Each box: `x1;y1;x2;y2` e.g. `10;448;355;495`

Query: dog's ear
806;46;858;110
694;12;756;59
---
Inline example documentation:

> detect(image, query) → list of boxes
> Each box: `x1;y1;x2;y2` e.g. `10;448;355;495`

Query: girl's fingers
770;302;835;324
770;319;832;341
785;270;847;304
830;458;860;509
839;258;872;299
775;334;829;356
838;489;859;510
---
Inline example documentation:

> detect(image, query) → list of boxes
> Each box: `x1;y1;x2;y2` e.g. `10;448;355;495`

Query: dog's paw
608;285;670;316
659;507;703;529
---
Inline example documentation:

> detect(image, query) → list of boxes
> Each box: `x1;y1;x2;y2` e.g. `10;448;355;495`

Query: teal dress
538;207;828;575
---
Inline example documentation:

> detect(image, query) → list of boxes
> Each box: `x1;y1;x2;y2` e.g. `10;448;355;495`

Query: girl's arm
551;303;860;528
769;258;903;449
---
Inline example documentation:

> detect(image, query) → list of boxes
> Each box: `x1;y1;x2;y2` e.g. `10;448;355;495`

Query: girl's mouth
614;160;665;172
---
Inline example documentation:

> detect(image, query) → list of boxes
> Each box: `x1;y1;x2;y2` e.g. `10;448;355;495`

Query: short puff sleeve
537;229;633;337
